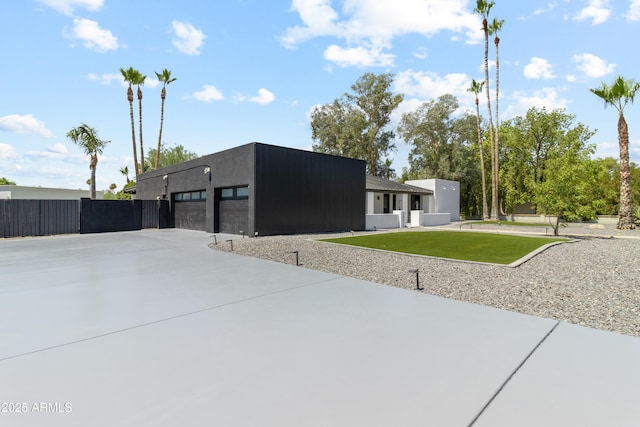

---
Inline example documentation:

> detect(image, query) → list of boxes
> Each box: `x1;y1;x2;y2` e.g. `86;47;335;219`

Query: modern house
135;143;366;236
365;177;459;230
0;185;103;200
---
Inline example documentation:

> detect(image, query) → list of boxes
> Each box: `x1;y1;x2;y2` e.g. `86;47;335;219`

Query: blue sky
1;0;640;190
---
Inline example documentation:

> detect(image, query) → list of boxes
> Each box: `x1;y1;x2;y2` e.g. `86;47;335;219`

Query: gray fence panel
141;200;159;229
40;200;79;235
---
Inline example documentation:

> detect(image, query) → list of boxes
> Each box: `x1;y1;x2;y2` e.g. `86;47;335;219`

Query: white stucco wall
405;179;460;221
0;186;103;200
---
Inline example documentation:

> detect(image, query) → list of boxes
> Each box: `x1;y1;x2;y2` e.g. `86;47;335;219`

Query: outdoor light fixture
204;167;211;174
409;268;423;291
162;175;168;180
289;250;300;266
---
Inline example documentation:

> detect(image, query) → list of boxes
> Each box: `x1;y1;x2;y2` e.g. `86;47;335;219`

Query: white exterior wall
0;186;103;200
405;179;460;221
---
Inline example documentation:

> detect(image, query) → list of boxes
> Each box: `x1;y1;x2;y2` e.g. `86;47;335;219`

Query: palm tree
468;79;489;220
133;70;147;174
120;67;139;178
119;166;130;184
489;16;504;214
154;69;177;169
67;123;110;200
474;0;498;220
590;76;640;229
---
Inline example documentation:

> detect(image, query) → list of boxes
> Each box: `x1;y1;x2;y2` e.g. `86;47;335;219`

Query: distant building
0;186;103;200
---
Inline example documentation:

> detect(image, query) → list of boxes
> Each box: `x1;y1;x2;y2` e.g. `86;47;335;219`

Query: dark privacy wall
254;144;366;235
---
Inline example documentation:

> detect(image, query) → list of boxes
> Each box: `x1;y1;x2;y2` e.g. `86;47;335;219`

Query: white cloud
0;143;18;159
248;88;276;105
49;143;68;154
502;88;570;119
192;85;224;102
324;43;394;68
66;18;119;52
36;0;103;15
0;114;54;138
395;70;470;100
523;57;556;80
235;88;276;105
627;0;640;21
172;21;206;56
145;78;160;89
566;74;577;82
573;0;611;25
281;0;481;68
88;72;124;86
573;53;615;78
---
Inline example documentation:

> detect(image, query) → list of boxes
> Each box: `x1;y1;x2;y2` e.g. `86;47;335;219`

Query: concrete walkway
1;229;639;426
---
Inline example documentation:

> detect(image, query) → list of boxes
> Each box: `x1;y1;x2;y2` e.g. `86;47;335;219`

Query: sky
1;0;640;190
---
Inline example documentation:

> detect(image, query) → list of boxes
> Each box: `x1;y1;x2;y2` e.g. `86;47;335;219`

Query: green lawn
321;231;568;264
466;220;553;227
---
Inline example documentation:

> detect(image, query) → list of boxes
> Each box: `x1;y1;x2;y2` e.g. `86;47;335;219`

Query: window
220;186;249;200
174;190;206;202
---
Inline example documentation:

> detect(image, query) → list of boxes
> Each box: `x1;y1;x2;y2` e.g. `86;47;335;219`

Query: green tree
474;0;499;220
467;79;489;219
311;72;403;176
590;75;640;229
120;67;140;178
119;165;131;184
146;143;198;170
398;94;482;217
534;146;602;236
154;69;177;169
0;177;16;185
67;123;110;200
499;107;595;214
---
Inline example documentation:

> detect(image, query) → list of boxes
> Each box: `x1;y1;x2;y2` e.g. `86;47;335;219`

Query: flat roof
366;175;433;194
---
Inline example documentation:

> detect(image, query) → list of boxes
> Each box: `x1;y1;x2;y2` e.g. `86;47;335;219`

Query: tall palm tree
590;76;640;229
67;123;110;200
133;70;147;174
489;16;504;214
154;69;177;169
120;67;139;178
468;79;489;220
474;0;498;220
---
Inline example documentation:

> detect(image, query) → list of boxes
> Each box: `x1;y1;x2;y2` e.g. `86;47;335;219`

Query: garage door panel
219;199;248;234
174;202;206;231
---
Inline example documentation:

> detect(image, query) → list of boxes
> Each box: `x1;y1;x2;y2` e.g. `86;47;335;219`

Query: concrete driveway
1;229;639;426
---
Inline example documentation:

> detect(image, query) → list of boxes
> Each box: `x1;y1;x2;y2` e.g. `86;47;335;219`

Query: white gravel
210;223;640;338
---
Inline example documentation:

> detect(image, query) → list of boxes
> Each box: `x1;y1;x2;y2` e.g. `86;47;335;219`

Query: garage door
217;186;249;235
173;191;207;231
218;199;248;234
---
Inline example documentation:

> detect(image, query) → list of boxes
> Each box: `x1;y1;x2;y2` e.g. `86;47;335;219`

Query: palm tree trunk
475;101;489;219
617;112;635;229
494;35;501;216
90;153;98;200
483;20;498;220
138;88;144;174
156;88;166;169
128;90;138;178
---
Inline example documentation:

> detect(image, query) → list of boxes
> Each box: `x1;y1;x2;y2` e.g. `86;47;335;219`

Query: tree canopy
145;143;198;170
0;177;16;185
311;72;403;177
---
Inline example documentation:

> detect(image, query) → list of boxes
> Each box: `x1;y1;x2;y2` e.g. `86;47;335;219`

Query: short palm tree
119;166;130;184
67;123;110;200
468;79;489;220
590;76;640;229
155;69;177;169
120;67;139;177
474;0;498;220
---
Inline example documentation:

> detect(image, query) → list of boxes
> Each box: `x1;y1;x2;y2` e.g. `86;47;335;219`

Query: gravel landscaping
210;223;640;338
